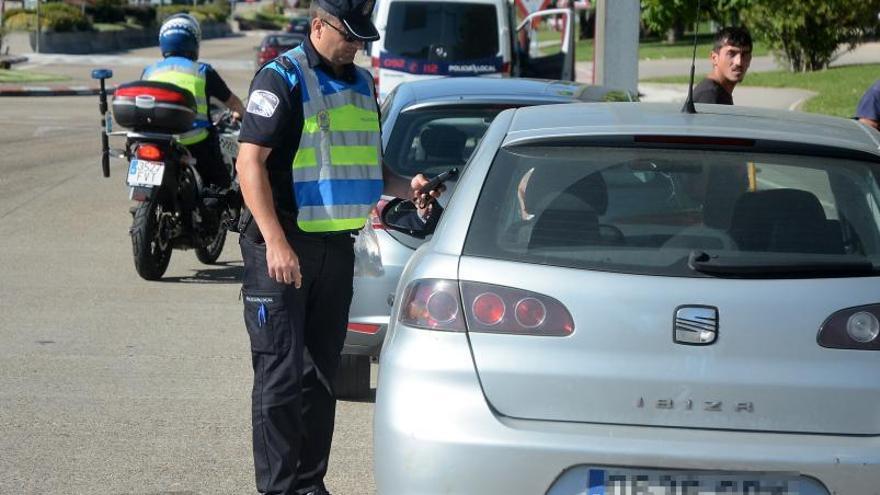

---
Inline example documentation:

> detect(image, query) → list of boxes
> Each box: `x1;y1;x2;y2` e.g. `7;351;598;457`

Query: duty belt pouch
238;207;257;239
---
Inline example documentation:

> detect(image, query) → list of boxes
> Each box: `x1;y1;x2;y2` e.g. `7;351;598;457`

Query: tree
742;0;880;71
641;0;752;42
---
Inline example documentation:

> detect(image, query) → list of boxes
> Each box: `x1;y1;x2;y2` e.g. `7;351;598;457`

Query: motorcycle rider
143;13;246;192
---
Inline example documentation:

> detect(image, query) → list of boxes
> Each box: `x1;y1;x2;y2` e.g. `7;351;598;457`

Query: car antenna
681;0;702;114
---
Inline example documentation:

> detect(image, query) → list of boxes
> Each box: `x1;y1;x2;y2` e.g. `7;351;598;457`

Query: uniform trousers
240;226;355;495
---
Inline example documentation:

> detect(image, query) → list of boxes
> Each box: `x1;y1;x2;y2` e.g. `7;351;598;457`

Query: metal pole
34;0;40;54
1;0;6;55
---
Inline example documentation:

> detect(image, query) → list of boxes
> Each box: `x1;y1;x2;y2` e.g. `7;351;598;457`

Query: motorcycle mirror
380;197;437;239
91;68;113;80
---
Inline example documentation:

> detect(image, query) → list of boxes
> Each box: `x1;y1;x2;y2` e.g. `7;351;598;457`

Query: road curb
0;85;115;97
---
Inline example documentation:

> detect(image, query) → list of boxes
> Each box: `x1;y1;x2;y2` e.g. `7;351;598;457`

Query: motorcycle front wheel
195;217;227;265
131;200;172;280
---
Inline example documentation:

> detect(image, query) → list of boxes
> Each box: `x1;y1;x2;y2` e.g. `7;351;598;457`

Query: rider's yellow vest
143;56;210;145
274;47;383;233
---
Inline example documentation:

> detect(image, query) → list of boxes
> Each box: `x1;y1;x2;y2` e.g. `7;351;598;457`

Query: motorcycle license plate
586;468;800;494
127;159;165;187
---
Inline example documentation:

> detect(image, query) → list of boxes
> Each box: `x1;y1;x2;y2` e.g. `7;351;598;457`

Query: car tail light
501;61;511;76
473;292;505;326
398;279;574;336
260;46;279;64
348;322;381;335
399;279;466;332
136;143;164;161
819;304;880;350
371;56;379;91
370;198;390;230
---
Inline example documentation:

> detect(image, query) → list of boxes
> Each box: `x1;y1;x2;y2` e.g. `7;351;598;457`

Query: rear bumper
374;327;880;495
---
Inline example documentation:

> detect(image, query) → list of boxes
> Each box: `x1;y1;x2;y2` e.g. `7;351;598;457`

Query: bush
742;0;880;72
87;0;126;23
3;11;36;31
40;2;92;32
157;2;229;24
123;5;158;27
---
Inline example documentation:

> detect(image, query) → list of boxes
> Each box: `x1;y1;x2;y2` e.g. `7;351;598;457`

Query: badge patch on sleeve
247;90;280;118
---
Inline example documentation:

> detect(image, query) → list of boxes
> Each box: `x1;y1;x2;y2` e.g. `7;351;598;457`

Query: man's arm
237;143;302;287
224;93;246;118
858;117;879;130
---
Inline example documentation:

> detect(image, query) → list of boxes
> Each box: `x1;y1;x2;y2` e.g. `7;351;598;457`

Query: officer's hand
266;238;302;288
411;173;444;209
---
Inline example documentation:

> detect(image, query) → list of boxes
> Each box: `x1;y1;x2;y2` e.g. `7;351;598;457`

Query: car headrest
420;126;467;161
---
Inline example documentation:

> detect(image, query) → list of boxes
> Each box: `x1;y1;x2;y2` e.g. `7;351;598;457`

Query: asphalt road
0;33;377;495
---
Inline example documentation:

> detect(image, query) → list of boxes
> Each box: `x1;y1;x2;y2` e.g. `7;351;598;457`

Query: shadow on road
163;261;244;284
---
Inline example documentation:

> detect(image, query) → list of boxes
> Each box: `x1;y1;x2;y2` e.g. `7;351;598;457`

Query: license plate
127;159;165;187
587;468;800;495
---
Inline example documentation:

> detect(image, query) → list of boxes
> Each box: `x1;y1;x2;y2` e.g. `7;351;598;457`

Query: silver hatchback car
375;102;880;494
335;77;633;397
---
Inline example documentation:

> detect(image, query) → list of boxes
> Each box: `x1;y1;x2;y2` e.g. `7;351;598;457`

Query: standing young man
693;26;753;105
235;1;437;493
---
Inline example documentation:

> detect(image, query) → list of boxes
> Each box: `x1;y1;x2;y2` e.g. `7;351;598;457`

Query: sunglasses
321;18;358;43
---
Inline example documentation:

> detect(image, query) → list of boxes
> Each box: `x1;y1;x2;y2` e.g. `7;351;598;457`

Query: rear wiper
688;250;877;277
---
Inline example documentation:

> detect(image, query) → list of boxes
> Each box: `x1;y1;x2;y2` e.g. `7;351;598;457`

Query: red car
255;33;306;68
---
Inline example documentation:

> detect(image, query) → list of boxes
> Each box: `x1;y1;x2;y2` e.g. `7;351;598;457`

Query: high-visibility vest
273;47;383;233
143;56;210;145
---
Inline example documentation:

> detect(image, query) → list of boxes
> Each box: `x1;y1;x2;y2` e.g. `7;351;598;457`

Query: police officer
236;0;438;493
143;13;245;190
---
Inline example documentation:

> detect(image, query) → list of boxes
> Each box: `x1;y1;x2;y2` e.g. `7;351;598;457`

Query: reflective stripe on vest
285;48;382;233
143;57;210;145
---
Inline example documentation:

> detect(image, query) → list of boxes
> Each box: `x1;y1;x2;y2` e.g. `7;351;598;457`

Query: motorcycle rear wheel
131;200;172;280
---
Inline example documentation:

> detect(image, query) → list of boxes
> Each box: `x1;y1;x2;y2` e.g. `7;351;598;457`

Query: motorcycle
91;68;241;281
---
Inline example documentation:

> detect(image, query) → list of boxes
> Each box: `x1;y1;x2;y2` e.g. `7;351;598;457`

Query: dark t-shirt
855;79;880;121
238;36;366;215
693;78;733;105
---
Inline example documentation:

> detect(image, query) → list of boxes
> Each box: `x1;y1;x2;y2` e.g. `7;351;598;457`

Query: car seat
729;188;844;254
419;126;467;166
528;173;607;250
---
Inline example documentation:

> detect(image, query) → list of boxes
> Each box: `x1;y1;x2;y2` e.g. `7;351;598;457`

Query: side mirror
91;68;113;80
380;198;440;239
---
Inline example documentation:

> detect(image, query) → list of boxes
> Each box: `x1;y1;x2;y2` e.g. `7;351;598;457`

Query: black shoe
304;488;331;495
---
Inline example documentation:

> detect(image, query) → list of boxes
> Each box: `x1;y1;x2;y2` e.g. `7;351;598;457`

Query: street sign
515;0;552;17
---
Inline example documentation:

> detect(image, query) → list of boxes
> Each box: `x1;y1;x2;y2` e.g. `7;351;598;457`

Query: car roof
502;102;880;158
396;77;633;107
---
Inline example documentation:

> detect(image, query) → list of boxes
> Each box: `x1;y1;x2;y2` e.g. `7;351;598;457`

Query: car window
463;146;880;277
384;107;506;177
385;1;499;60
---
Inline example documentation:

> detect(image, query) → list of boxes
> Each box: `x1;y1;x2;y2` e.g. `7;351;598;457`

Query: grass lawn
0;69;71;84
644;64;880;118
534;30;769;62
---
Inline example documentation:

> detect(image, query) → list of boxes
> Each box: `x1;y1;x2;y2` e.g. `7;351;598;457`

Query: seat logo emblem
674;305;718;345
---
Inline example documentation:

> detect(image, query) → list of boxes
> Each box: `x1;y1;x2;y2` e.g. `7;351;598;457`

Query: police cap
315;0;380;42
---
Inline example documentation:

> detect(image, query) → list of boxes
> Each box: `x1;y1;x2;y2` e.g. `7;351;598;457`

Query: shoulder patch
247;90;280;118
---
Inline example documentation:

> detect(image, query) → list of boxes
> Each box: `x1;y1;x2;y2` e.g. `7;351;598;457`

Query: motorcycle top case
112;80;197;134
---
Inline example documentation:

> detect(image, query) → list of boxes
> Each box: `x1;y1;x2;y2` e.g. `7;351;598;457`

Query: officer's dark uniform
237;1;381;493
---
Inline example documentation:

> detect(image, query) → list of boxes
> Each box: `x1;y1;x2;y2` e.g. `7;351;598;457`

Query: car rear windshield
385;2;499;60
384;107;509;177
463;146;880;277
